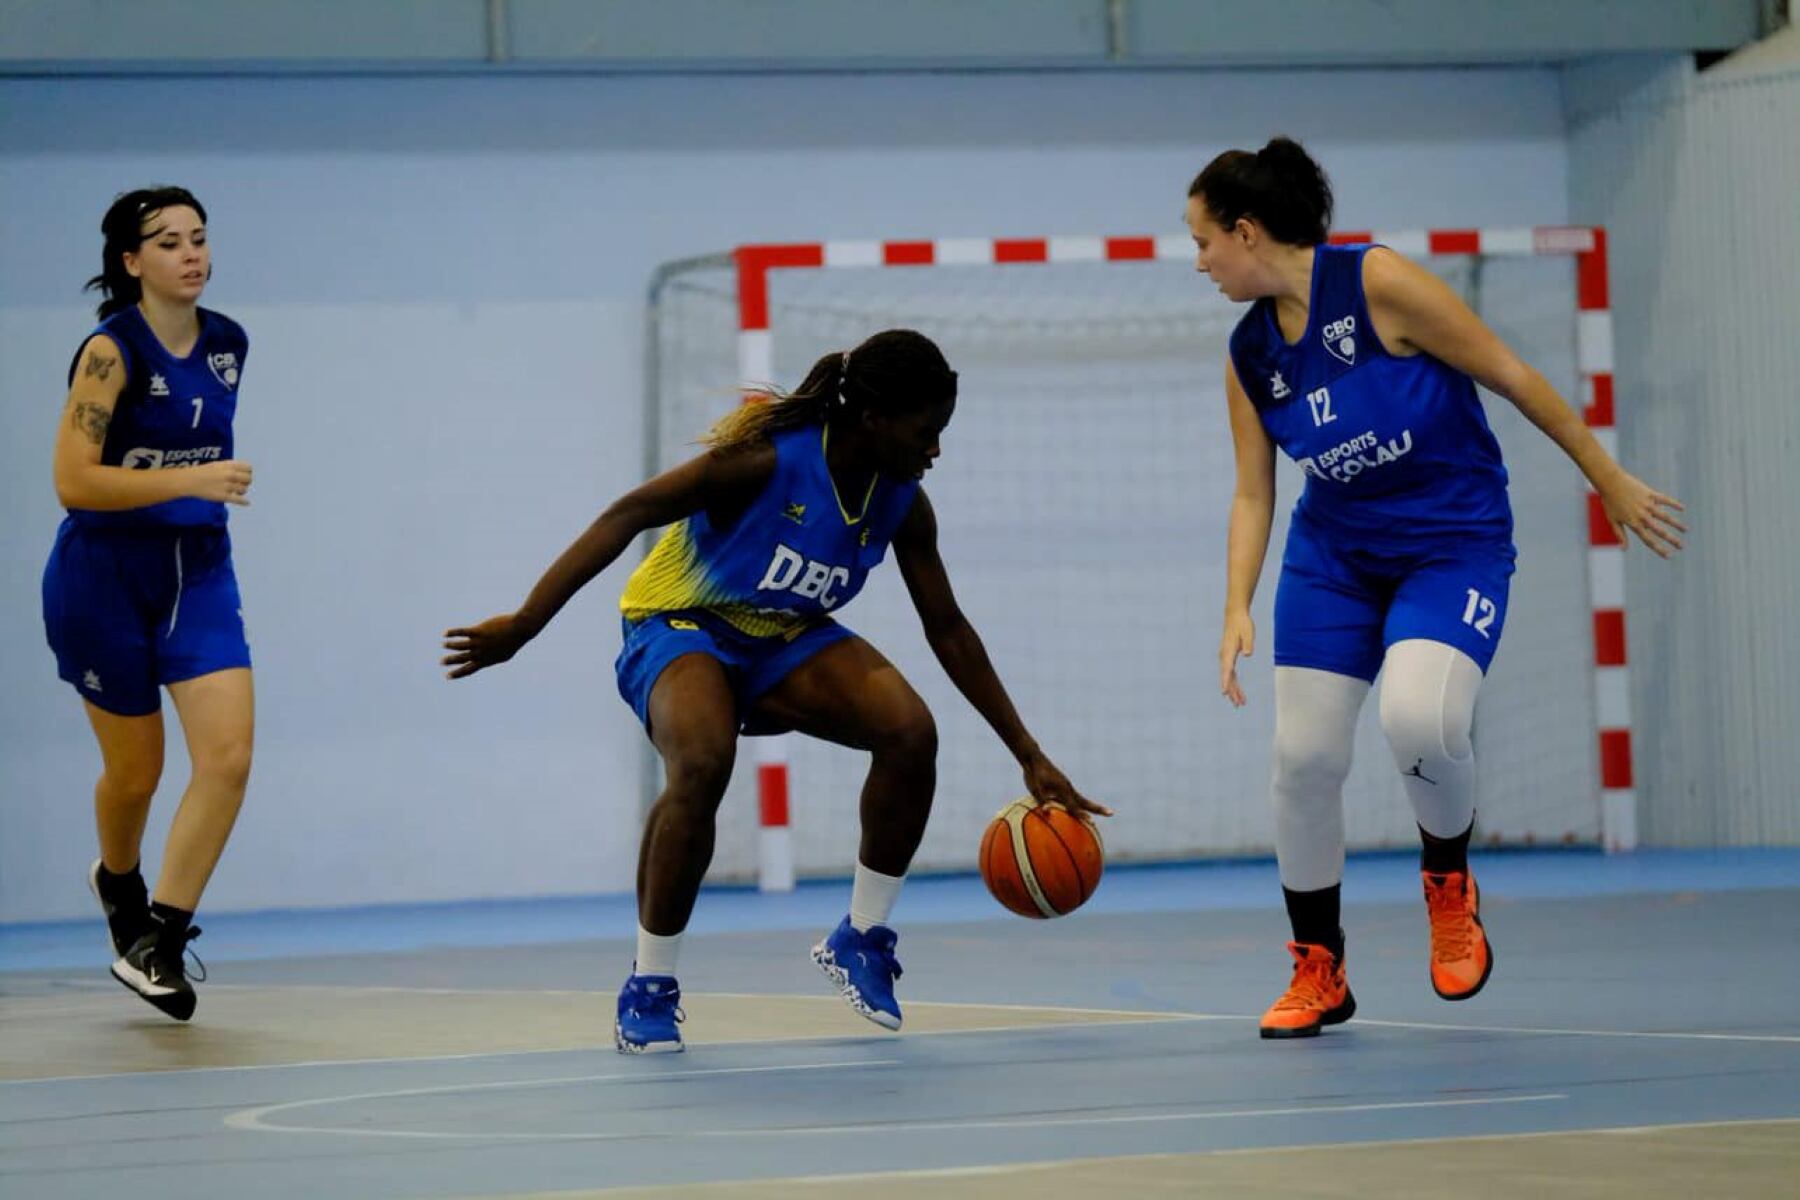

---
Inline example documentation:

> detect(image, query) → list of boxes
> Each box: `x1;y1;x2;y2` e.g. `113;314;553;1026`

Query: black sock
1419;820;1474;876
150;902;194;948
97;861;148;904
1282;885;1344;959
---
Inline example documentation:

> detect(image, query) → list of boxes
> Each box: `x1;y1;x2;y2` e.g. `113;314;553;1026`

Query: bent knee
871;703;937;764
664;745;735;801
193;739;254;791
1378;694;1471;761
1274;711;1354;778
100;762;162;804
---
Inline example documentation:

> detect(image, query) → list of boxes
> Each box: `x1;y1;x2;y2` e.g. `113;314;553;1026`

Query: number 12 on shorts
1461;588;1497;639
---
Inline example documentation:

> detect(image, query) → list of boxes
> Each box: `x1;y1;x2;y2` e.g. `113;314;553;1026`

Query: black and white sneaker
111;922;205;1022
87;859;151;960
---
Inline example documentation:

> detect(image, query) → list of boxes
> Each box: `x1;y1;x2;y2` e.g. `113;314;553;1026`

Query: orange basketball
978;798;1104;918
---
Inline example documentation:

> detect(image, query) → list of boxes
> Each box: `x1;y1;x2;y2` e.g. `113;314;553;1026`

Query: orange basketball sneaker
1422;870;1493;1000
1259;941;1356;1039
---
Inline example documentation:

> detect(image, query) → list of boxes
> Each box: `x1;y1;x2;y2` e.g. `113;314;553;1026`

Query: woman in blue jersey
45;187;256;1022
445;329;1108;1053
1186;139;1685;1038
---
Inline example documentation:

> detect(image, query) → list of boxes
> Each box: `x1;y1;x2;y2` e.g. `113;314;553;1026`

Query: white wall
1565;48;1800;845
0;68;1571;921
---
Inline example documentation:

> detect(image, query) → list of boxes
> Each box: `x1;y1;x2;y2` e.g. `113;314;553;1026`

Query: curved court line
224;1058;903;1139
228;1086;1565;1142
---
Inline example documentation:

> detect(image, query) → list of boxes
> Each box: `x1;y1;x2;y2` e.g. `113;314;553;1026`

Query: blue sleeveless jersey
1228;244;1512;546
65;306;248;531
620;425;921;639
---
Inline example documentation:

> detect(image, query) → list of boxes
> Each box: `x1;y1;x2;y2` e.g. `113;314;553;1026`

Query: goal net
646;232;1613;885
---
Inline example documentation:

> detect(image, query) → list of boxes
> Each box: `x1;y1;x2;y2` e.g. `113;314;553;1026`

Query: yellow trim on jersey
819;425;876;526
620;520;809;640
620;521;723;619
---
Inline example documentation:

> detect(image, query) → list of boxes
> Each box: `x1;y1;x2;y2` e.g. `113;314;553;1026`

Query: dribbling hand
442;613;535;679
1021;754;1113;819
1219;609;1255;707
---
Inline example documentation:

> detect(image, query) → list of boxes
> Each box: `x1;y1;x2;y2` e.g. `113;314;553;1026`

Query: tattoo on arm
71;401;111;445
82;351;119;381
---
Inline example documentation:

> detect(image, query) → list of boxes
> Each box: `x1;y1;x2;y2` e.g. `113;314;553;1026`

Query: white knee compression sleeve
1271;666;1371;892
1378;638;1484;839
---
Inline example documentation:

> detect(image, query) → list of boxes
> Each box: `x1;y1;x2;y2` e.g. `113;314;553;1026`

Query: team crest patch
1322;315;1357;366
207;351;240;388
782;502;806;525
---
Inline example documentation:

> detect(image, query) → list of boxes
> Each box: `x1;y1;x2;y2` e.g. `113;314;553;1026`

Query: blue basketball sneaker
811;916;903;1030
615;973;685;1054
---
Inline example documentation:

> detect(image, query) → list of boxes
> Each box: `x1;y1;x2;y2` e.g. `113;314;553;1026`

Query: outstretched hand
1597;470;1686;558
442;613;536;679
1021;754;1112;819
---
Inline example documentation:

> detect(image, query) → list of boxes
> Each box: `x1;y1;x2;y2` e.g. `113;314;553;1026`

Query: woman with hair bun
1186;138;1684;1038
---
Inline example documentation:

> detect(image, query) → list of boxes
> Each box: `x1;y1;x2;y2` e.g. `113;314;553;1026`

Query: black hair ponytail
1188;136;1333;247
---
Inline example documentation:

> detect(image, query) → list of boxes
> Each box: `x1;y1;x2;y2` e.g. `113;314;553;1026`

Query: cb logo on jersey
208;352;240;388
1322;315;1357;366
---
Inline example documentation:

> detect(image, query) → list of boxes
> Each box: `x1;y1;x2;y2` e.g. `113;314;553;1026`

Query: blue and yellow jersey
1229;244;1512;547
620;425;921;639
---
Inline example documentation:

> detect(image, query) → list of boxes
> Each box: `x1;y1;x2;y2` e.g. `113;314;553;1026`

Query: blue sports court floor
3;848;1797;1198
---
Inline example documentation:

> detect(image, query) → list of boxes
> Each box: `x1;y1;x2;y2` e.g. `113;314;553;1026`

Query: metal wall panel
1567;52;1800;845
1132;0;1763;65
0;0;1768;73
0;0;489;63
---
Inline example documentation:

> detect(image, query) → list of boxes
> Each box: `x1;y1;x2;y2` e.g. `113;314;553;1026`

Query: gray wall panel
0;0;489;62
1133;0;1762;64
0;0;1769;71
1567;52;1800;845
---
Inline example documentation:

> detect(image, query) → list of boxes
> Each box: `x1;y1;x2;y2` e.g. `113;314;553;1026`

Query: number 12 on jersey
1306;385;1336;427
1462;588;1497;639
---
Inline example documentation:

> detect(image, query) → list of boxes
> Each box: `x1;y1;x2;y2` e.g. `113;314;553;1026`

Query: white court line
158;986;1800;1042
539;1114;1800;1191
229;1083;1564;1142
1349;1017;1800;1044
9;995;1796;1089
224;1059;903;1139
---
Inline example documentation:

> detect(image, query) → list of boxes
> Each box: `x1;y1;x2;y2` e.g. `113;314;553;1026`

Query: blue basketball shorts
1272;513;1517;682
42;520;252;716
615;609;854;735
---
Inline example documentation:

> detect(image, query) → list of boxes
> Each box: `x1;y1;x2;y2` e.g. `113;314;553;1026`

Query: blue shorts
42;520;252;717
615;609;855;736
1273;513;1516;682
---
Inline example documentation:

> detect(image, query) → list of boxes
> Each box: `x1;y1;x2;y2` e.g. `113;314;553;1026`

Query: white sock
849;861;905;932
635;927;682;978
